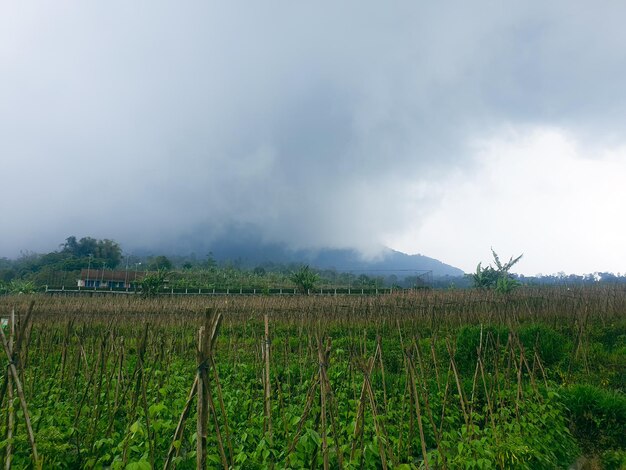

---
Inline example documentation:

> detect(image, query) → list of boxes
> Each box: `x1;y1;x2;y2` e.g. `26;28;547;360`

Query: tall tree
61;236;122;268
148;255;173;271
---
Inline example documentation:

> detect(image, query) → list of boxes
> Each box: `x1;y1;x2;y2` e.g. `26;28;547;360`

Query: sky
1;1;626;275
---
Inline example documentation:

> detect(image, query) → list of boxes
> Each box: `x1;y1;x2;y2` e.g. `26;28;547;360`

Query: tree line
1;237;626;294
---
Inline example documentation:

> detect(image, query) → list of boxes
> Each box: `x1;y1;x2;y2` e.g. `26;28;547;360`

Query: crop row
0;286;624;469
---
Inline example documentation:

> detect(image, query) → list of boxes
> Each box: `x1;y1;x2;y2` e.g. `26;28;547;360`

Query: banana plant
290;265;319;294
471;249;523;293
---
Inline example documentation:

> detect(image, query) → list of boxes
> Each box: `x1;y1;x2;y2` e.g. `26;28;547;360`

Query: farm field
0;287;625;469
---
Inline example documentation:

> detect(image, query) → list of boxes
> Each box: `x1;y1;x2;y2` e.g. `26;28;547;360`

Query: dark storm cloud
1;1;626;257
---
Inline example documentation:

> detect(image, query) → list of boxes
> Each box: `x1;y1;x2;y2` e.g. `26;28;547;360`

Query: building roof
79;269;148;281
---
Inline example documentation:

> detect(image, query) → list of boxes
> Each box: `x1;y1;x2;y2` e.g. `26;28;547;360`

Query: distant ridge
300;247;464;278
142;230;465;278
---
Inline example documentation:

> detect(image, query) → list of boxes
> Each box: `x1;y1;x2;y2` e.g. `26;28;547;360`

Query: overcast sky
2;1;626;275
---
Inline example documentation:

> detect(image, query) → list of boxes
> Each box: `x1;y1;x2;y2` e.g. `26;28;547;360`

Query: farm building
77;269;146;289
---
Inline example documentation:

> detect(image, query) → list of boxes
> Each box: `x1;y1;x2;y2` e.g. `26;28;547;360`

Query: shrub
561;384;626;456
455;324;509;374
601;449;626;470
518;324;570;367
140;269;169;297
594;323;626;352
435;388;579;469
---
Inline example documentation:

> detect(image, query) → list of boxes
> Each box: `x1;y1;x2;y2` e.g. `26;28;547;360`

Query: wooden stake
163;376;198;470
3;308;15;470
0;321;39;468
197;326;209;469
263;314;272;441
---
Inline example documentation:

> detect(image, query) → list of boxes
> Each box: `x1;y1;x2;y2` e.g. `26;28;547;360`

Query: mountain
307;247;465;278
142;230;465;278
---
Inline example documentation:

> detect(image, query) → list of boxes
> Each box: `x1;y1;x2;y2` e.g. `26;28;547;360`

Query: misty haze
2;2;626;275
1;2;625;469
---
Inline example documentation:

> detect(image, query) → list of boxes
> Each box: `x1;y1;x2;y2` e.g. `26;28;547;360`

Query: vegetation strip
0;287;624;468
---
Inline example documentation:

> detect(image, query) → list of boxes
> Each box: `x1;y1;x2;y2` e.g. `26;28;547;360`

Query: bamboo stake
376;336;389;413
445;340;469;425
163;376;198;469
263;314;273;441
287;374;320;457
430;335;441;394
106;336;125;438
205;374;229;469
197;326;209;469
350;361;369;461
0;322;40;468
276;375;289;441
364;368;392;469
317;337;329;470
196;308;224;469
478;356;498;450
3;308;15;470
412;340;446;468
60;319;73;383
534;351;549;389
406;353;430;470
210;356;234;466
140;364;155;470
320;338;343;469
4;373;14;470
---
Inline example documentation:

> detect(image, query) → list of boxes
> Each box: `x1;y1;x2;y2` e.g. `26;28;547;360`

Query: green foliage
140;269;169;297
600;449;626;470
454;324;508;368
518;324;570;367
148;255;172;271
0;289;623;467
436;390;578;469
290;265;319;294
495;275;521;294
472;262;500;289
471;249;523;293
62;236;122;268
0;237;123;289
561;384;626;456
7;279;37;294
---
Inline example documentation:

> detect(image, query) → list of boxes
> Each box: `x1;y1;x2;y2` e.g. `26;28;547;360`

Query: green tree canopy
148;255;173;271
62;236;122;268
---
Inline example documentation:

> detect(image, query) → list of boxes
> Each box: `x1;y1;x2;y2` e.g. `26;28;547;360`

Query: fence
43;285;412;296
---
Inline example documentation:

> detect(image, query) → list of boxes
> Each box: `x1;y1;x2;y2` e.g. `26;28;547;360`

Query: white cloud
390;127;626;274
2;1;626;272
